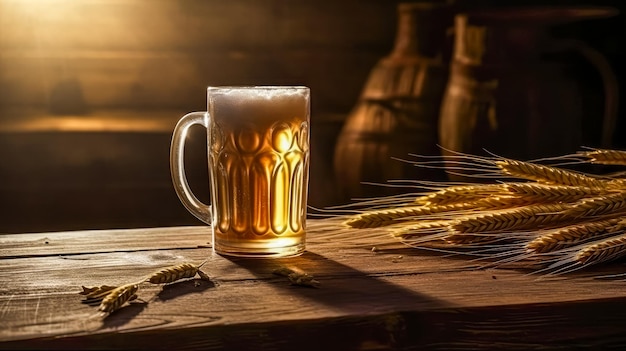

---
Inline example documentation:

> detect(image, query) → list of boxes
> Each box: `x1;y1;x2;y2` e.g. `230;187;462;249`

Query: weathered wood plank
2;225;626;349
0;227;209;257
4;299;626;351
3;246;626;309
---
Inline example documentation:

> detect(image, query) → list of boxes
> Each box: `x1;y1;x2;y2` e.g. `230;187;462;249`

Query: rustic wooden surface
2;223;626;350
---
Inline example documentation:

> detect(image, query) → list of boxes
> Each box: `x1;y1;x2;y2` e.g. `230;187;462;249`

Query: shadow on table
102;302;148;329
224;250;450;314
154;278;218;302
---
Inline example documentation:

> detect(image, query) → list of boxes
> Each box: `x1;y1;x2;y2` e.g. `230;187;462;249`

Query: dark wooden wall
0;0;624;233
0;0;401;112
0;0;405;233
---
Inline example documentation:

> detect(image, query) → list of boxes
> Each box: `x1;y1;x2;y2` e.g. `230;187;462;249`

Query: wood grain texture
2;224;626;349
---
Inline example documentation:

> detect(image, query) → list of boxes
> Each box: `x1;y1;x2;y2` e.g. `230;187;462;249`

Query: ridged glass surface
206;86;310;257
209;120;309;255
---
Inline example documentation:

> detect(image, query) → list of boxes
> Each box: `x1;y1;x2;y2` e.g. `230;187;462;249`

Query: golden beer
171;87;310;257
206;87;310;257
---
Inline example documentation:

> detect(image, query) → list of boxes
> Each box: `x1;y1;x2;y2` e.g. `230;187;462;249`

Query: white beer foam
209;87;309;124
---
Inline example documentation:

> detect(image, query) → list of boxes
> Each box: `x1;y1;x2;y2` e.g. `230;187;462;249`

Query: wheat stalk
451;203;571;234
79;285;117;298
576;233;626;265
443;230;503;245
526;218;622;254
344;202;478;229
565;191;626;218
273;266;320;288
415;183;506;205
347;195;537;229
146;263;201;284
495;159;609;189
328;148;626;275
391;220;450;239
503;183;606;203
582;149;626;166
79;285;118;304
98;283;139;313
472;195;536;209
79;260;211;317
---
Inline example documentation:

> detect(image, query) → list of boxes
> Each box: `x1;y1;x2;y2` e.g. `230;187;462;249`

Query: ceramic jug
439;7;619;167
334;2;453;200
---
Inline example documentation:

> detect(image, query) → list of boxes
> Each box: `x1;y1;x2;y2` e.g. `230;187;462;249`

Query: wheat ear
344;203;478;229
565;191;626;218
582;149;626;166
495;159;609;189
576;233;626;265
146;263;201;284
503;183;606;203
79;285;118;302
391;220;450;239
98;283;139;313
471;195;536;209
415;183;506;205
526;218;622;254
451;203;571;234
347;194;539;229
443;230;506;245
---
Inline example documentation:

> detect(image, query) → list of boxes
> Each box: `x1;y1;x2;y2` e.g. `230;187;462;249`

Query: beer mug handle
170;112;212;225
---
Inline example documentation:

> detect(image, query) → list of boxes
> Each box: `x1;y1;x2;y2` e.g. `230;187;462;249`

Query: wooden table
3;224;626;350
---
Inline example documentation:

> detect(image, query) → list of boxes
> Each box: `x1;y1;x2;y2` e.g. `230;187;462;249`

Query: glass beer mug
170;86;311;257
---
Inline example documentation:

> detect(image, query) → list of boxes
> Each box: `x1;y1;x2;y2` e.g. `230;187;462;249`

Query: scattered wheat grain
79;285;118;302
273;266;296;277
288;272;321;288
147;263;199;284
98;283;139;313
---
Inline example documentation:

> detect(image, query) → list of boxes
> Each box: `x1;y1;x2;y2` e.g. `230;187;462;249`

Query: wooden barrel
333;3;452;200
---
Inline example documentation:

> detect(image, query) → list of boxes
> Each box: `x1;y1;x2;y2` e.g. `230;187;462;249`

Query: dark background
0;0;624;233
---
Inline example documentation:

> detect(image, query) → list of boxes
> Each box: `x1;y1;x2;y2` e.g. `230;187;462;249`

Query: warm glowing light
277;132;292;152
266;237;299;249
2;0;145;50
0;110;178;133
